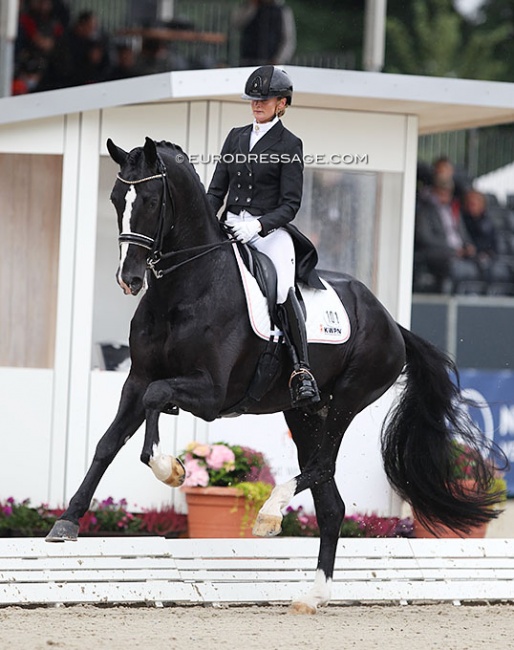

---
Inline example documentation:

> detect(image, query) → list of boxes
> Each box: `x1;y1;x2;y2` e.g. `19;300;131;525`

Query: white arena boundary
1;537;513;607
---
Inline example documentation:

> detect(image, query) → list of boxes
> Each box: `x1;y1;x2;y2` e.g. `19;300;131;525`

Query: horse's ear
106;138;128;166
143;137;158;167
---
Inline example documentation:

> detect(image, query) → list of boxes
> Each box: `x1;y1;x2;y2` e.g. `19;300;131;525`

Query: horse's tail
381;324;507;533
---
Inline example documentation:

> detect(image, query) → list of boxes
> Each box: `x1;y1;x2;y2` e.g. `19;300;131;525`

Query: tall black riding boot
278;288;321;408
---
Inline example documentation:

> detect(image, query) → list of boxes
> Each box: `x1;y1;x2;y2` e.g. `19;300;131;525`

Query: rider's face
251;98;286;123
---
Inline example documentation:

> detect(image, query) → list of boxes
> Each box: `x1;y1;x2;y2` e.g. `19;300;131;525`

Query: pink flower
207;445;235;470
192;443;211;458
183;459;209;487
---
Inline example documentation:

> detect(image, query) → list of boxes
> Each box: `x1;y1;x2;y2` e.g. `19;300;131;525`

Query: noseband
116;152;232;279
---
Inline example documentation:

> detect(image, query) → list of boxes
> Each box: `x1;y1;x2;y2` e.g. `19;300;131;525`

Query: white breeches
227;210;295;304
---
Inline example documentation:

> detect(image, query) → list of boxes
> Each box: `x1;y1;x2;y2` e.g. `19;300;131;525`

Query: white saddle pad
233;244;351;344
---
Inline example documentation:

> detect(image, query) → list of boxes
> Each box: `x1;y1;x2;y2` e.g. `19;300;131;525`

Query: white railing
1;537;513;607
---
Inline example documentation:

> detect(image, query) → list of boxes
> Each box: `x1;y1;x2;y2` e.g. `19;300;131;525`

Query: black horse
46;138;504;613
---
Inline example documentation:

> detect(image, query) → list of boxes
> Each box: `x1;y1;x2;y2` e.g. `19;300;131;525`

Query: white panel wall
0;368;53;504
0;97;416;517
212;103;407;173
100;103;189;154
0;116;64;154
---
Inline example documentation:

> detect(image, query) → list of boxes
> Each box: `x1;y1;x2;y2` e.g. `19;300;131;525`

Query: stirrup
288;367;321;407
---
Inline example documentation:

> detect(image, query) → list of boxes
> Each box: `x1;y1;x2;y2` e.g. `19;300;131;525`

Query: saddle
235;241;279;326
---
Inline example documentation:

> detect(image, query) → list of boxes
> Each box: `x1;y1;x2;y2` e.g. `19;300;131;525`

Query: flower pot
182;486;258;538
413;479;489;539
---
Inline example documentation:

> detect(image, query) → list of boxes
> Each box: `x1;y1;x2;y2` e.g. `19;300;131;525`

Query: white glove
230;219;262;244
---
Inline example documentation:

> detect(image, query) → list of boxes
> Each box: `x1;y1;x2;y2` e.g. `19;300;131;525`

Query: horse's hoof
252;513;282;537
149;454;186;487
45;519;79;542
289;601;317;615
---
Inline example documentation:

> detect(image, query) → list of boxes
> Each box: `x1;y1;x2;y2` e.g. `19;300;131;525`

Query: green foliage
385;0;510;80
235;481;273;510
0;496;187;537
279;507;414;538
0;498;57;536
288;0;363;58
234;481;274;532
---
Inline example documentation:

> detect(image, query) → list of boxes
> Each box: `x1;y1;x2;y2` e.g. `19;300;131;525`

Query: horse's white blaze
117;184;137;293
297;569;332;610
259;479;296;517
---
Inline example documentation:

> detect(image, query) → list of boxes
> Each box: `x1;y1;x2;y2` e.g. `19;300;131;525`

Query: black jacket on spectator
462;210;498;257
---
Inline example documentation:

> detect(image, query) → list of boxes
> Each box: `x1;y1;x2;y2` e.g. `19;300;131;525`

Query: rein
117;156;232;279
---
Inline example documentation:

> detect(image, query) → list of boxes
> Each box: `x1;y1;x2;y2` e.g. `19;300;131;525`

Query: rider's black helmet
242;65;293;105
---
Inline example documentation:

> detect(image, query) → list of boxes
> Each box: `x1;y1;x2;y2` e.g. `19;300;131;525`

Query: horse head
107;137;171;295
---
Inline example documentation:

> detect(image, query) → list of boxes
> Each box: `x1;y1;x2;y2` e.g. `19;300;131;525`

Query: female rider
206;65;322;409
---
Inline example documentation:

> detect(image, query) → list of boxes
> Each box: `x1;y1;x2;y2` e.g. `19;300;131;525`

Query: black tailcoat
207;121;324;289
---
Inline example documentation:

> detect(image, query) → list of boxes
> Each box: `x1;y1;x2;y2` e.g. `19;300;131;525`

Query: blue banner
459;369;514;496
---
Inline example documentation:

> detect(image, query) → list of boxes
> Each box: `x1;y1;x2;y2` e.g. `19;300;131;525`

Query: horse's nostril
130;278;143;294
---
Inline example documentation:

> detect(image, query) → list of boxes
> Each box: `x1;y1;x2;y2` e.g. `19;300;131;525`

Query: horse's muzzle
117;269;143;296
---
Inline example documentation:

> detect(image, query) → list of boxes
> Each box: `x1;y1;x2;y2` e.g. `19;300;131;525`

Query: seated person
462;189;511;284
414;177;480;292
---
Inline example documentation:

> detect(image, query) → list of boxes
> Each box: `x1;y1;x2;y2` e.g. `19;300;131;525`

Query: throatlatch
278;288;321;408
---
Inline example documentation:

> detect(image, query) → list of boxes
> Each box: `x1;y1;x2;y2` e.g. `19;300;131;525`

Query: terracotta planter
182;486;258;538
413;479;489;539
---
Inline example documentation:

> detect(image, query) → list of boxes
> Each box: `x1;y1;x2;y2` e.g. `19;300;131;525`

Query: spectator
15;0;66;88
462;189;511;284
432;156;471;216
414;177;481;292
79;38;110;85
107;44;137;81
233;0;296;66
16;0;65;59
11;57;44;94
39;10;110;90
134;37;172;76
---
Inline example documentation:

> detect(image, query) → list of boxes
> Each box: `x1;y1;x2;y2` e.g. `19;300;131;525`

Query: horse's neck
172;194;223;247
149;239;241;309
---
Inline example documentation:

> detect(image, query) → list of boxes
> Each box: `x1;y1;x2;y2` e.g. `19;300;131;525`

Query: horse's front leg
140;408;185;487
143;370;226;422
46;376;146;542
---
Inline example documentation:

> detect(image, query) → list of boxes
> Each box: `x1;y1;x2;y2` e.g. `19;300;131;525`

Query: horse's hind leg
291;480;344;614
140;409;185;487
258;408;345;614
46;375;146;542
253;409;326;537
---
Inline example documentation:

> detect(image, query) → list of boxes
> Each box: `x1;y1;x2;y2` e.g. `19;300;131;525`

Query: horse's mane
154;140;216;219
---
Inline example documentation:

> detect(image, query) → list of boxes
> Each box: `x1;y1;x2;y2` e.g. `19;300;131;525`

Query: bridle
116;153;232;279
